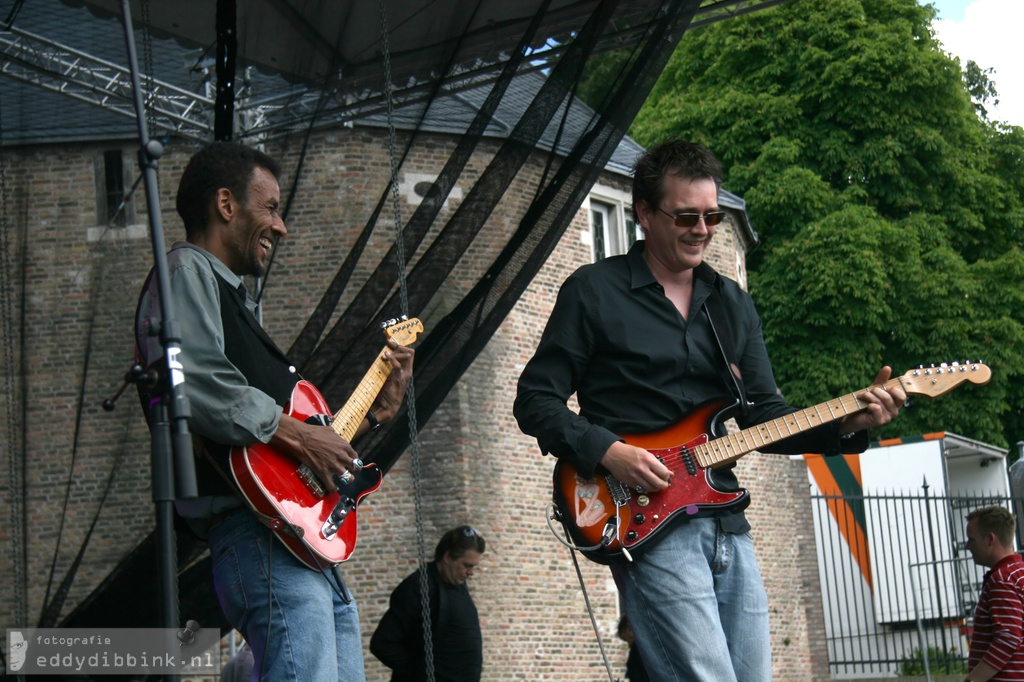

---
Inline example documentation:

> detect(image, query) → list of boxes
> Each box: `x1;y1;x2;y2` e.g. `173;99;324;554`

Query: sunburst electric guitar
229;317;423;570
552;362;991;565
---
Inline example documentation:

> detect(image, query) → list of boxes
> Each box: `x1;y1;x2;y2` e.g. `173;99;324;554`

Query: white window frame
584;183;641;262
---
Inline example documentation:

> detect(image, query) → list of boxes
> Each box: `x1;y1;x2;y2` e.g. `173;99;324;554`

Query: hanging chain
139;0;155;136
377;1;432;680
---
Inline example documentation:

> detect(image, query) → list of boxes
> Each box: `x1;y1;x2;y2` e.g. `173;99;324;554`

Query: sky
928;0;1024;127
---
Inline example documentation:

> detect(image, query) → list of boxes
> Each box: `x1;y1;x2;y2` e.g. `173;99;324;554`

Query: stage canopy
1;0;790;141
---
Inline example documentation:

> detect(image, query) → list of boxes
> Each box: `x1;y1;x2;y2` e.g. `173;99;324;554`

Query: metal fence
809;489;1023;679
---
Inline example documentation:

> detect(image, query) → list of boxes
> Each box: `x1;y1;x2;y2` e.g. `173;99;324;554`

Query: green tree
629;0;1024;449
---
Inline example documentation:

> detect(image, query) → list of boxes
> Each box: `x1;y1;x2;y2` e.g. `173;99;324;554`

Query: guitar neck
330;347;393;442
693;376;903;469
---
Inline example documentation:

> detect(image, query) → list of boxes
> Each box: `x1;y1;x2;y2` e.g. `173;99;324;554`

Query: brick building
0;133;831;681
0;5;830;681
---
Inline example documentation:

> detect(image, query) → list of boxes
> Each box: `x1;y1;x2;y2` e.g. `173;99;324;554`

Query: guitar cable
257;520;353;681
547;507;629;681
260;526;272;682
544;503;633;562
272;512;353;604
566;531;621;682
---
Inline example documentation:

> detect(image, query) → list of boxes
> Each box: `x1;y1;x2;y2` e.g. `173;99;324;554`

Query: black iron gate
809;490;1022;678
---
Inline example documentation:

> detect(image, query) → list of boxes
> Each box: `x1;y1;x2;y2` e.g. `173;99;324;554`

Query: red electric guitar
552;362;991;565
229;317;423;569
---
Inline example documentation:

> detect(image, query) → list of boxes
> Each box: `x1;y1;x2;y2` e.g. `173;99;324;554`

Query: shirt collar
626;239;720;294
626;240;657;290
987;552;1024;577
171;241;248;295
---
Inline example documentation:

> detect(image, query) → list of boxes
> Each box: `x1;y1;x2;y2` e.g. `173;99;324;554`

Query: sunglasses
656;206;726;228
460;526;480;538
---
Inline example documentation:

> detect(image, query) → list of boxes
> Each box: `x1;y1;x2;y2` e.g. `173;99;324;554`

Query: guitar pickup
678;448;697;476
321;496;356;540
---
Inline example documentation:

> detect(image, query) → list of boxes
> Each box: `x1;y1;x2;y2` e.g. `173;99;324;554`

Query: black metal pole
115;0;198;635
214;0;238;141
922;478;951;672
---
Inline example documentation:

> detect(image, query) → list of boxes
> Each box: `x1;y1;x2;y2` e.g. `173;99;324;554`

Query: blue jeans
611;517;771;682
208;509;366;681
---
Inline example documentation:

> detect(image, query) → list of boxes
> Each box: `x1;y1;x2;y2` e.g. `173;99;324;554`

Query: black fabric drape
305;0;703;474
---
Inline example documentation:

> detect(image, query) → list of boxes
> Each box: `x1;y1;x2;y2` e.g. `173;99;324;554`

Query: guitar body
553;399;749;565
230;379;383;570
552;361;991;565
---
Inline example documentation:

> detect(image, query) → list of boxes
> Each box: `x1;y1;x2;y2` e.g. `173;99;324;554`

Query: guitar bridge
297;464;328;498
604;476;632;506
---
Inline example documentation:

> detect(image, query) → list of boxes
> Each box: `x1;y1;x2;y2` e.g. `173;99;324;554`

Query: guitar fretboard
689;362;992;469
331;349;393;442
692;379;900;469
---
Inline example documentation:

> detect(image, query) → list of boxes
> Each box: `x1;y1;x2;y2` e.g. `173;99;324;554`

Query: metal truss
234;0;797;141
0;0;791;143
0;24;215;140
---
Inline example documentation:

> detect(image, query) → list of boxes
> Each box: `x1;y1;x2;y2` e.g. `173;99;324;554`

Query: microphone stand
116;0;198;635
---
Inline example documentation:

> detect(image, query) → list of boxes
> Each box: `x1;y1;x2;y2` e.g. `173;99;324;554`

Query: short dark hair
175;141;281;238
967;506;1016;547
631;140;723;221
434;525;486;562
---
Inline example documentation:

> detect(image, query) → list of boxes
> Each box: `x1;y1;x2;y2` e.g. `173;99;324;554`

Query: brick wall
0;127;829;680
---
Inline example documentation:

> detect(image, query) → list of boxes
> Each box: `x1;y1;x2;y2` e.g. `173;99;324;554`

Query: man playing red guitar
513;140;904;681
136;142;414;680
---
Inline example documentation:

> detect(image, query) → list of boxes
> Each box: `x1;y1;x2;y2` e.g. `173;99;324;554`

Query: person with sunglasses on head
370;526;487;682
513;139;905;681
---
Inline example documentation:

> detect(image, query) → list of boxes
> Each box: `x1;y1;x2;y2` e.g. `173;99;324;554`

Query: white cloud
933;0;1024;127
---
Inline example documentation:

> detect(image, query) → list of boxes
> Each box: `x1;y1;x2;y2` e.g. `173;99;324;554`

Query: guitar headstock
899;361;991;398
382;316;424;347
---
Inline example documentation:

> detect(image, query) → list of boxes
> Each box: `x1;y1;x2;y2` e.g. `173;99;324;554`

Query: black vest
193;273;299;496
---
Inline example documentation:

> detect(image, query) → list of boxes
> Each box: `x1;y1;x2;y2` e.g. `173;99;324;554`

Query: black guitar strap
702;287;751;418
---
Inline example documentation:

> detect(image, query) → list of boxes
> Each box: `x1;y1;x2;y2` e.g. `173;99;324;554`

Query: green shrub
896;647;967;676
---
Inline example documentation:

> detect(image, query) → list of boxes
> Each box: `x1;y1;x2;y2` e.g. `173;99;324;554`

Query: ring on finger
352;458;364;472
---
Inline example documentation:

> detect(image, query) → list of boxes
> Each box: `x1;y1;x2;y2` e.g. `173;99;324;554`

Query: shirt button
288;366;296;373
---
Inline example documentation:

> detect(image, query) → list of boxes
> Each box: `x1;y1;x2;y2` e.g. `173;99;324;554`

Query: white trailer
804;433;1011;679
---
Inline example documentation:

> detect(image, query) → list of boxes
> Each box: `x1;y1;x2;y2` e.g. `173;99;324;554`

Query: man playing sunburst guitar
135;142;414;681
514;140;905;681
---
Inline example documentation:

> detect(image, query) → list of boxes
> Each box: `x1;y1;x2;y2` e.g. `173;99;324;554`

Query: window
590;201;609;261
94;149;135;227
588;187;641;261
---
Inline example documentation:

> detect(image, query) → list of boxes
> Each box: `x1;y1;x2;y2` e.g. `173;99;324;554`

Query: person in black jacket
617;616;649;682
371;526;487;682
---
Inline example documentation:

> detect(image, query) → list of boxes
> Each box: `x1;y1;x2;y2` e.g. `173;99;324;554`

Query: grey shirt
135;242;285;517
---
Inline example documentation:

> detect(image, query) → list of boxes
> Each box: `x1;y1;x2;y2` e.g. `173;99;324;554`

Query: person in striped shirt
964;505;1024;682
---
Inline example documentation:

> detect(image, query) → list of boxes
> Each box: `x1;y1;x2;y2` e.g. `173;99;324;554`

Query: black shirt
514;240;864;530
370;563;483;682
